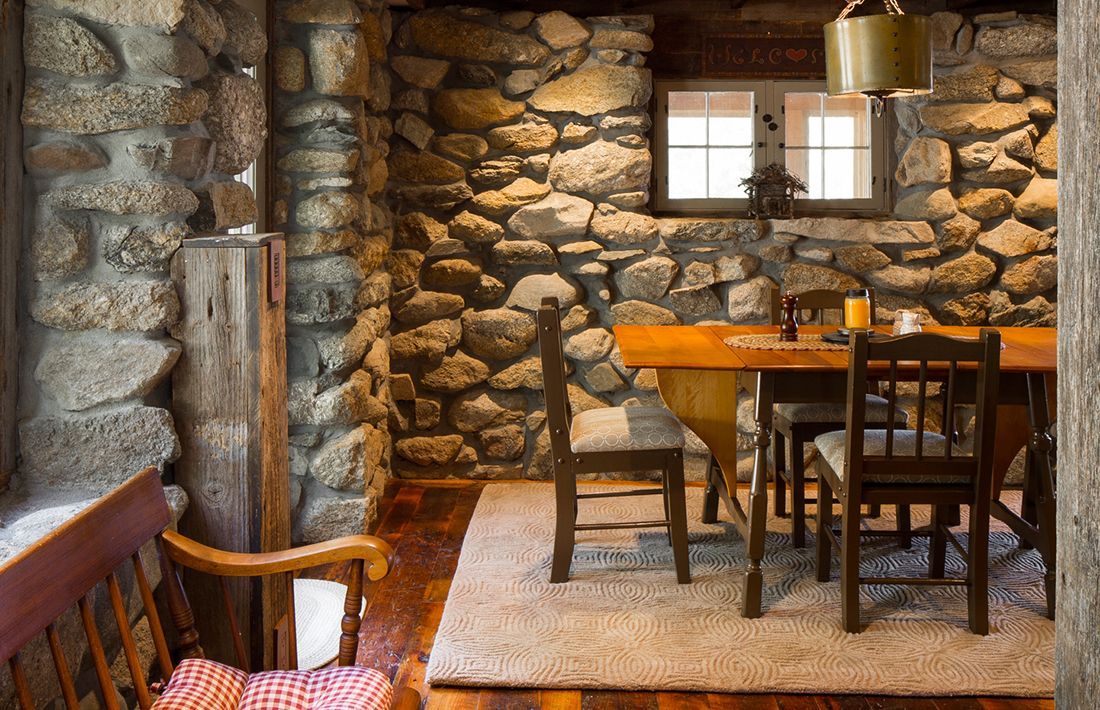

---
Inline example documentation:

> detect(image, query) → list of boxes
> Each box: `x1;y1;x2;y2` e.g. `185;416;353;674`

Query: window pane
709;148;753;198
668;91;707;146
784;89;875;200
785;92;822;148
784;148;819;198
824;95;871;147
668;148;708;198
785;147;872;200
708;91;754;146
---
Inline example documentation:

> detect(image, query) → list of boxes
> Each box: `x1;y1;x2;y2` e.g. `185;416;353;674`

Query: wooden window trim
653;78;891;216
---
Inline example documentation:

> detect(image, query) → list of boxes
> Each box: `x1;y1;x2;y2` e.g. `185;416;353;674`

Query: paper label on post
269;239;285;304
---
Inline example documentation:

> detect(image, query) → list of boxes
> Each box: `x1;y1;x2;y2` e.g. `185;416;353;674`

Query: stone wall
382;8;656;480
8;0;265;703
273;0;395;543
382;8;1057;482
15;0;266;498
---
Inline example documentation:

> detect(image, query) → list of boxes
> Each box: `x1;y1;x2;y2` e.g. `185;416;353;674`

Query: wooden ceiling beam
414;0;1055;16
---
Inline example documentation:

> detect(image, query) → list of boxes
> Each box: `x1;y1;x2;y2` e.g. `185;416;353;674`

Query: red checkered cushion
151;658;248;710
151;658;392;710
238;666;392;710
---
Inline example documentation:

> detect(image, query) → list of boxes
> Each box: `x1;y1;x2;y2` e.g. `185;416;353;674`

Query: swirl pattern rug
426;484;1053;696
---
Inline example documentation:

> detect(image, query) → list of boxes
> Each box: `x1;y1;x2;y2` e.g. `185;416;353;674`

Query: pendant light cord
836;0;905;21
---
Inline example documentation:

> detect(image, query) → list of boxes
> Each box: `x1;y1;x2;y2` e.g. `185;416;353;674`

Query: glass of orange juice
844;288;871;331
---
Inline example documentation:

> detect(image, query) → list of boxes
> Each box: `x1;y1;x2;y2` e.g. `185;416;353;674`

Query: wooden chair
537;297;691;584
815;329;1001;634
0;468;420;709
768;286;910;548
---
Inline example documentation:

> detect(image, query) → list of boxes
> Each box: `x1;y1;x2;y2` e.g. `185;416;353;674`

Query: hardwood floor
323;480;1053;710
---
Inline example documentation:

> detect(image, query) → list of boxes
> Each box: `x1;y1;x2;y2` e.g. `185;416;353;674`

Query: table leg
741;372;773;619
1026;372;1057;619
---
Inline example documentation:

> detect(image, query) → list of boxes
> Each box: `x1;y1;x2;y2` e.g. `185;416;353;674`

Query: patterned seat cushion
152;659;247;710
570;406;685;454
776;394;908;424
152;658;392;710
814;429;972;484
238;666;392;710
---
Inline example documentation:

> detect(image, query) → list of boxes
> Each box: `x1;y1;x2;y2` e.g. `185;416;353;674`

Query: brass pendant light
824;0;933;110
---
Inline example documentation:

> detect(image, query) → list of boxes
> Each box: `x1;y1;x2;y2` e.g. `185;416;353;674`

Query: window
654;80;888;213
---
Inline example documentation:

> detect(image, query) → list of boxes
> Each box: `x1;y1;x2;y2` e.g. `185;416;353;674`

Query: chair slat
78;593;121;710
915;360;928;459
106;573;153;709
9;653;35;709
218;575;250;672
0;469;170;662
339;559;364;667
945;361;958;459
131;553;174;682
46;623;80;710
886;361;898;458
285;572;298;670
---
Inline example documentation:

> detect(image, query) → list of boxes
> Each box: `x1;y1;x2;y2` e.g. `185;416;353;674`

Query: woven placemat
724;333;849;351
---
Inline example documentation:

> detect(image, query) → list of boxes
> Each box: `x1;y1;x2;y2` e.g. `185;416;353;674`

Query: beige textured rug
426;483;1053;696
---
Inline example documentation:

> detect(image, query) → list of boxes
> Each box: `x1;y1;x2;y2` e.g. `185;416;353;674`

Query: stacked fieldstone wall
383;8;1057;483
16;1;265;498
382;8;656;480
7;0;264;704
273;0;395;542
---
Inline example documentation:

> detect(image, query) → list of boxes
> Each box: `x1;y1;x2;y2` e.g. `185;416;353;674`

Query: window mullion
704;91;710;199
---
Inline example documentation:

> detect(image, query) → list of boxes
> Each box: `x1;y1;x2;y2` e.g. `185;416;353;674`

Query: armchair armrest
161;530;395;582
391;687;422;710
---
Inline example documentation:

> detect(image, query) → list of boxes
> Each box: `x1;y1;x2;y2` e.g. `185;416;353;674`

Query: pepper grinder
779;291;799;342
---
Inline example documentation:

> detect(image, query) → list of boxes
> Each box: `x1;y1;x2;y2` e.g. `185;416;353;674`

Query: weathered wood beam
415;0;1055;16
0;0;24;492
1057;0;1100;704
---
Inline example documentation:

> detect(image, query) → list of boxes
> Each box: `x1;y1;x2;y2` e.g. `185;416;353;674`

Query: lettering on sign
702;35;826;78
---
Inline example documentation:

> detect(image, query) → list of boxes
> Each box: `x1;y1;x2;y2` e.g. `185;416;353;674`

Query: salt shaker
779;291;799;342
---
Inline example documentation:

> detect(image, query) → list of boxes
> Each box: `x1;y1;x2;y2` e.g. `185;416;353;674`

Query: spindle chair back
0;468;404;709
815;328;1002;634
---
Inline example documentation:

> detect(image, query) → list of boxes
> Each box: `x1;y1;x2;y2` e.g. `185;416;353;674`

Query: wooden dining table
615;324;1057;620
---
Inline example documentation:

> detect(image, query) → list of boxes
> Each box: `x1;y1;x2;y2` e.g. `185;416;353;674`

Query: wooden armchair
0;468;420;709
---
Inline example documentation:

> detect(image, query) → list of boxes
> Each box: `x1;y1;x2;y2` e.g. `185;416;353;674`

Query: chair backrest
1;469;178;709
769;286;878;326
536;297;573;467
842;329;1001;495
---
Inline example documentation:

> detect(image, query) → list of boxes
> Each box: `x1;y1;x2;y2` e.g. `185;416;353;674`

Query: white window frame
654;79;889;214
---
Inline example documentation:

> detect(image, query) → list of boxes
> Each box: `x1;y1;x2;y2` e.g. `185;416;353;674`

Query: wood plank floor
322;480;1054;710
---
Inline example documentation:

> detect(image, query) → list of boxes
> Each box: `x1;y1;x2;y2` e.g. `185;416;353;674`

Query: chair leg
840;496;863;633
662;470;672;546
867;504;882;518
790;432;807;548
666;452;691;584
773;429;788;518
897;504;912;549
928;505;948;579
702;455;720;524
968;502;991;635
550;470;577;584
816;477;834;583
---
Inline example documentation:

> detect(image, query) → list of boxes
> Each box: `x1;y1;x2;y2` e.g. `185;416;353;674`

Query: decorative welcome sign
702;35;827;77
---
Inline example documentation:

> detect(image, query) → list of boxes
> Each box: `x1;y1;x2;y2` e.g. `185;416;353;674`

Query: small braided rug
724;333;848;351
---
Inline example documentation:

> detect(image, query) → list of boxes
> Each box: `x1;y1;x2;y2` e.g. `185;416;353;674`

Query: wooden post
1058;3;1100;702
0;0;24;492
171;233;290;670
